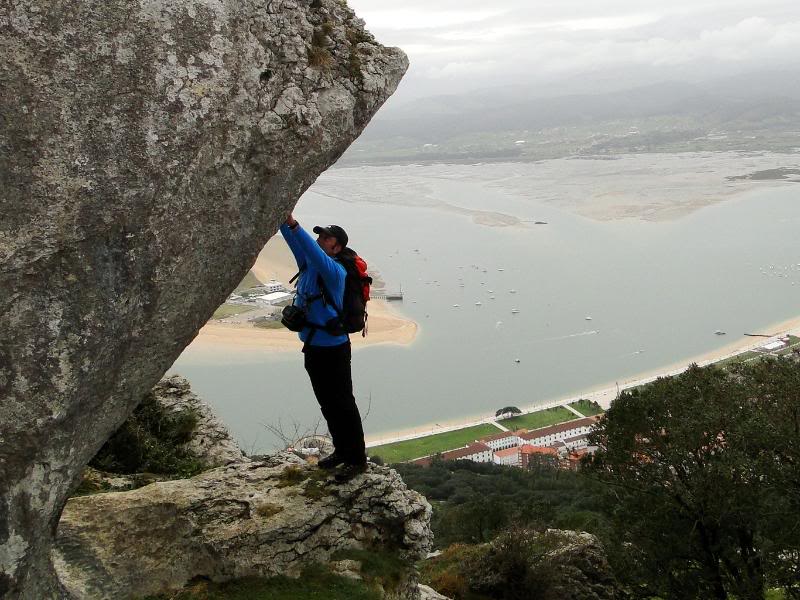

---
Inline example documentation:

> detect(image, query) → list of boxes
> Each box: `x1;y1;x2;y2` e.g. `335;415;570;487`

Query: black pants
303;342;366;465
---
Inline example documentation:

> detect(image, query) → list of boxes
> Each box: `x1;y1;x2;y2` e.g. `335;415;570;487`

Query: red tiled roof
478;430;519;443
494;447;520;458
441;442;491;461
519;416;600;441
520;444;558;457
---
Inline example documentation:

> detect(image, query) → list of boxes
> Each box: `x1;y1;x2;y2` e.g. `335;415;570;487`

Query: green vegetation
369;423;499;463
331;548;410;594
567;399;604;416
585;359;800;599
211;303;255;320
143;570;382;600
89;392;205;479
395;460;610;548
276;465;307;488
421;530;607;600
494;406;521;418
498;406;574;430
396;358;800;599
308;23;335;69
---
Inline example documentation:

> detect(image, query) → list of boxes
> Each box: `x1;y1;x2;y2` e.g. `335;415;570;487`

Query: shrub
90;392;205;478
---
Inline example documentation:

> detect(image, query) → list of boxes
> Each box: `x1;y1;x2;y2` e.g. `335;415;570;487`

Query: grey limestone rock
153;374;247;467
53;455;432;599
0;0;407;597
418;584;453;600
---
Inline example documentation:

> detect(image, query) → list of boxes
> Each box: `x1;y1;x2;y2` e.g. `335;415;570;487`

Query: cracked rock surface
53;454;432;599
0;0;407;597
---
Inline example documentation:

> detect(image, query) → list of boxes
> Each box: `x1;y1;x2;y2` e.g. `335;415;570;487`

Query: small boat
509;289;517;294
511;309;520;314
489;296;496;300
585;316;592;321
475;302;482;306
514;358;521;363
715;330;726;335
498;268;505;272
453;304;460;308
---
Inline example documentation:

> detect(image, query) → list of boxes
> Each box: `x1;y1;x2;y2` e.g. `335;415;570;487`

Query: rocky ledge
54;453;432;599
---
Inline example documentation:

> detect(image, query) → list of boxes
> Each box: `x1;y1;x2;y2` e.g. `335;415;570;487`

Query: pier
372;291;403;301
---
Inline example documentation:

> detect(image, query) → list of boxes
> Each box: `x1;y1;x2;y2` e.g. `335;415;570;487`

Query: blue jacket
280;223;348;346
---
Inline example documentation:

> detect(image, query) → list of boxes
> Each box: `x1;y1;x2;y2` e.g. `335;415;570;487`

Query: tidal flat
174;151;800;453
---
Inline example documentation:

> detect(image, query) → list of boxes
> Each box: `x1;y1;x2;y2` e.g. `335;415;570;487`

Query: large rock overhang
0;0;407;597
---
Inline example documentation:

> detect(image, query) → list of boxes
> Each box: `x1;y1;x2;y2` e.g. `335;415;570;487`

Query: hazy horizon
349;0;800;104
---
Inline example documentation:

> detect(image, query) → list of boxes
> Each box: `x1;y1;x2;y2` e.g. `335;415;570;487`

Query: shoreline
365;315;800;447
191;234;419;352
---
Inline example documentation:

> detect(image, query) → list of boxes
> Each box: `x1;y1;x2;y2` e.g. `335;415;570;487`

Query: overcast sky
348;0;800;101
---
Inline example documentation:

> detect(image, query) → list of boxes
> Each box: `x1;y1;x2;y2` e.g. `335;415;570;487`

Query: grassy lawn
498;406;575;431
211;303;256;320
567;399;604;416
369;423;500;463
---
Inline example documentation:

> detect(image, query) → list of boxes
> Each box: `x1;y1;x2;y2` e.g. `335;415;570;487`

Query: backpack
328;247;372;336
290;247;372;337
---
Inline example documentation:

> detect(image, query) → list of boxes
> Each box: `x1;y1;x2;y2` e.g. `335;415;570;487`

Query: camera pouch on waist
281;305;307;332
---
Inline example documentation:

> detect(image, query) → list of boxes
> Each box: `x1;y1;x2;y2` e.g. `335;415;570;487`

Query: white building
256;291;293;306
441;442;493;464
519;416;600;447
478;430;524;451
562;434;589;451
493;446;520;466
264;280;286;293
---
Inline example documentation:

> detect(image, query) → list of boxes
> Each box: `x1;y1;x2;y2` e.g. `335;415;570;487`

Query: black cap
313;224;348;248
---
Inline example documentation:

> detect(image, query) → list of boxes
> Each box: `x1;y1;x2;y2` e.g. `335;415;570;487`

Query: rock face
0;1;407;597
154;374;246;467
53;454;432;599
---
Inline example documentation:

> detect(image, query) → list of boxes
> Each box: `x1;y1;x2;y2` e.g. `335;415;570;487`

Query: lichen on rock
0;0;407;596
53;454;432;599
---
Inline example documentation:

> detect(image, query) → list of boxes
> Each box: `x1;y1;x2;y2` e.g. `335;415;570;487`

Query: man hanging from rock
279;213;368;482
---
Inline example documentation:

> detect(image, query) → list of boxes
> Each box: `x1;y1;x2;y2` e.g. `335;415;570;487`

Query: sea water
173;162;800;453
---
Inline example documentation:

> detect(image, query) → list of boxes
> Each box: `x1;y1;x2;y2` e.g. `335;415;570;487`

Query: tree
495;406;522;418
585;359;800;600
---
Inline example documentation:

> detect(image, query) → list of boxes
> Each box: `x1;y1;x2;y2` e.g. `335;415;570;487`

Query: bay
173;159;800;453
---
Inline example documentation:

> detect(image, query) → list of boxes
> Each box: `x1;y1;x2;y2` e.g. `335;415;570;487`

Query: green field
498;406;575;431
211;303;256;320
369;423;500;464
567;399;604;416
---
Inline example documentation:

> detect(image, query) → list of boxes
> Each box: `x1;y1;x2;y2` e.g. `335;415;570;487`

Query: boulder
0;0;407;596
460;528;621;600
53;454;432;599
153;374;246;467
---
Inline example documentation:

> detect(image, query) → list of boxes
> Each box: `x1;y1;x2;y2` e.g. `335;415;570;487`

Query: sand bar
191;234;418;352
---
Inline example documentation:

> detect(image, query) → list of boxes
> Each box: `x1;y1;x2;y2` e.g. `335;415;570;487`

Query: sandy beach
192;234;418;352
365;315;800;447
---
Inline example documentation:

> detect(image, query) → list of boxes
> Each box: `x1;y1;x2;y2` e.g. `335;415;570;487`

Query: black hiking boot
318;452;345;471
334;461;368;483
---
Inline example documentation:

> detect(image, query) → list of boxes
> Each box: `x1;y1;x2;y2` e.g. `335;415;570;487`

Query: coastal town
411;414;601;471
370;331;800;469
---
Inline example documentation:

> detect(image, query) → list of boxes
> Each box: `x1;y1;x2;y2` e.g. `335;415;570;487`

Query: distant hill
339;69;800;165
